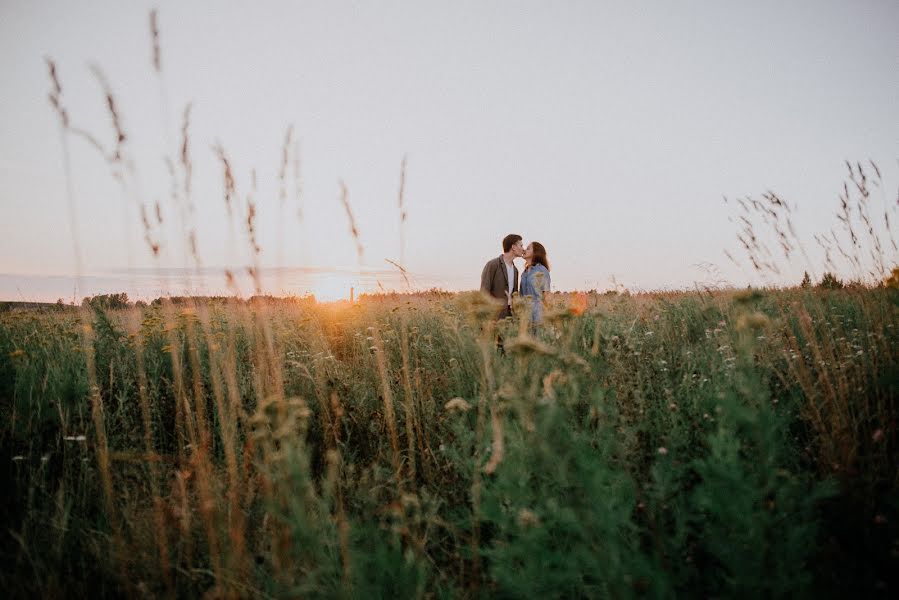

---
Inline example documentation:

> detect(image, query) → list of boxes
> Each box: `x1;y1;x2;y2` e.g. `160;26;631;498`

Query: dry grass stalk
470;322;496;591
278;125;293;205
398;155;407;266
371;325;403;489
181;309;233;586
45;58;68;128
327;392;352;589
292;137;303;220
412;362;436;484
276;125;294;287
139;204;160;256
180;103;193;199
400;321;417;481
150;10;161;73
125;310;172;591
213;142;236;217
245;169;262;294
88;65;126;166
483;402;505;475
385;258;410;288
338;180;364;263
45;59;86;279
76;314;125;578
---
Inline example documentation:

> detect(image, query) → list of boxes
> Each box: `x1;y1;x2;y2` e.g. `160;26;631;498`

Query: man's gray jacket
480;255;518;317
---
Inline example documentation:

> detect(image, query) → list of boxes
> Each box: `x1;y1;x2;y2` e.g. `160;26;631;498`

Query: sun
308;272;360;302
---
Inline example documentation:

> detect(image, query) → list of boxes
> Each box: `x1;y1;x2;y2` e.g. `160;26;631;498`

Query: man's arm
480;260;493;294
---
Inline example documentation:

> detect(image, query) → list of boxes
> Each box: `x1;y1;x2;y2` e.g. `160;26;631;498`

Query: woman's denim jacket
520;264;551;323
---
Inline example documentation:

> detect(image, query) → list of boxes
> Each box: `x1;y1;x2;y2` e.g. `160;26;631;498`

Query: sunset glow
1;1;897;301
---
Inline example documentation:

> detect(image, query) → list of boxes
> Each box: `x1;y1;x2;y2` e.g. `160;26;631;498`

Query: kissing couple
480;233;551;323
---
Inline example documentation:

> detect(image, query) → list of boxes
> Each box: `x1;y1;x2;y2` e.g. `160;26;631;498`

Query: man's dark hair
502;234;522;253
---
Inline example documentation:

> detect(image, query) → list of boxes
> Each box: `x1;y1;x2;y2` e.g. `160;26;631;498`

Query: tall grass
2;285;897;597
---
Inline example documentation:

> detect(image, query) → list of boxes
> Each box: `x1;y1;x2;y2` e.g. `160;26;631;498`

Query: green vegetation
1;285;896;597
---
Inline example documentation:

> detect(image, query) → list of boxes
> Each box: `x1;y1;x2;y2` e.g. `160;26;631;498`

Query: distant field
1;286;896;597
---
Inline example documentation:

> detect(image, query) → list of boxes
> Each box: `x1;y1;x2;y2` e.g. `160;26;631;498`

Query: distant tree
82;293;131;310
135;300;148;308
817;272;844;290
800;271;812;288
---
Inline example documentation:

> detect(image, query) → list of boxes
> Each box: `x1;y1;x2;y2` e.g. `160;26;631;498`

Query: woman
520;241;551;323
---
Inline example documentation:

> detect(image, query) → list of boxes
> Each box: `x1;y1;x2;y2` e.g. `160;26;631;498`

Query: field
1;285;897;597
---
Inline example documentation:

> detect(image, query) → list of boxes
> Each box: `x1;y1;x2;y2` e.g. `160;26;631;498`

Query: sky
1;0;897;301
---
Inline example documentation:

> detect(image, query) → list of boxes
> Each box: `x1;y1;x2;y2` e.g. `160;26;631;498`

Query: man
480;233;524;319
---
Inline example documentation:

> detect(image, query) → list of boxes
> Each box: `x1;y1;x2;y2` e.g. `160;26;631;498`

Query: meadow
1;283;897;598
4;12;896;596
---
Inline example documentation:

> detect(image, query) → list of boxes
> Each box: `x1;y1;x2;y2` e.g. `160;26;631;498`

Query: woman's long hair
529;241;550;271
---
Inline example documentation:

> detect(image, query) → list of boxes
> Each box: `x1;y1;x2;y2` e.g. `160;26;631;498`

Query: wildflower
517;508;540;528
541;370;568;401
872;429;884;443
657;447;668;456
456;291;503;321
8;349;25;358
505;334;556;357
495;382;518;402
12;456;24;462
874;514;888;525
569;292;588;316
63;435;87;442
444;397;472;412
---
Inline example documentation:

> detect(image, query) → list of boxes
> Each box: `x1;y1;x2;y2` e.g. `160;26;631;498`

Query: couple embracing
480;233;551;323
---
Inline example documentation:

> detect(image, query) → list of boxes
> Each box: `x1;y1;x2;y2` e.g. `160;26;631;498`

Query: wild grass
1;285;897;597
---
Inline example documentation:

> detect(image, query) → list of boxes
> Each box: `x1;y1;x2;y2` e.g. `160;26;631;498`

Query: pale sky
1;1;897;301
